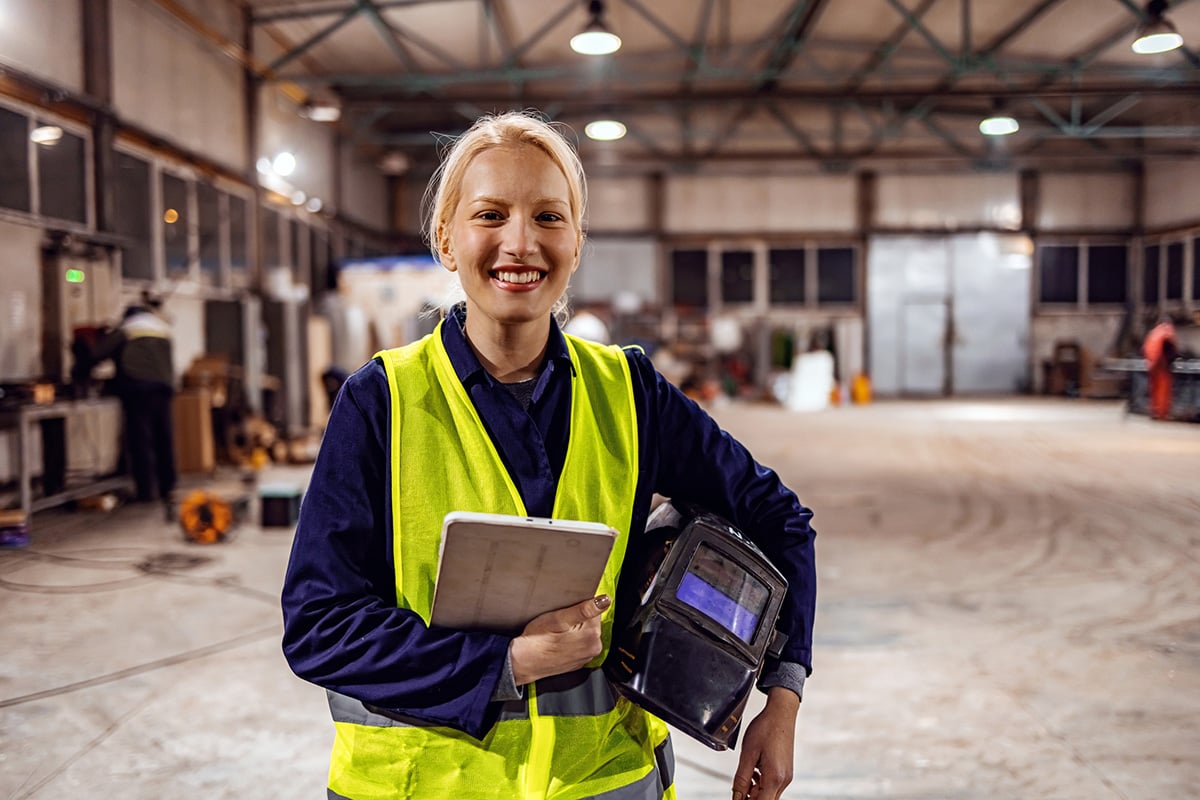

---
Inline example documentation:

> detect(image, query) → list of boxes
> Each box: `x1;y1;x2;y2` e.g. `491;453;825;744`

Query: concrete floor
2;398;1198;799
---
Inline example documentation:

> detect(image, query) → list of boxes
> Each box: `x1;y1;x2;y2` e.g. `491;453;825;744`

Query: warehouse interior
1;0;1199;797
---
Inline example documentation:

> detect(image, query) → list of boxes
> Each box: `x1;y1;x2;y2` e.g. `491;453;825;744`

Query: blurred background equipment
177;485;250;544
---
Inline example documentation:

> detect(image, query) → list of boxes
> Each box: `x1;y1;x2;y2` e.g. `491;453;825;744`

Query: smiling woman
281;110;818;800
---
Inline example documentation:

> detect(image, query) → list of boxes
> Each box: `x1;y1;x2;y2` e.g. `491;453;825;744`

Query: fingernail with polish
594;595;611;610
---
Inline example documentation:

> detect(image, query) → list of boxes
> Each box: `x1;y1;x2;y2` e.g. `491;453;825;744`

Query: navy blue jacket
281;308;817;739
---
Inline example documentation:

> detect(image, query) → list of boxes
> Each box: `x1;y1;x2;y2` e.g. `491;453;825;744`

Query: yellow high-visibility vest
326;322;675;800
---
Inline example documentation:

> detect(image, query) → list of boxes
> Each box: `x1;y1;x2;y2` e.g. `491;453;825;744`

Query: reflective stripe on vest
327;323;673;800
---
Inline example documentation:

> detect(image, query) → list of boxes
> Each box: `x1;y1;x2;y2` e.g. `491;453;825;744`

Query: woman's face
440;143;580;330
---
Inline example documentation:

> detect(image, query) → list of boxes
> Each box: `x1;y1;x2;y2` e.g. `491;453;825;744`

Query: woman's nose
501;218;537;258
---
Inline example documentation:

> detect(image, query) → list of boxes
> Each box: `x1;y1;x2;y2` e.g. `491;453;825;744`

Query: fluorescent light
585;119;627;141
272;151;296;176
571;27;621;55
31;125;63;145
571;2;621;55
303;102;341;122
1132;23;1183;54
979;115;1019;136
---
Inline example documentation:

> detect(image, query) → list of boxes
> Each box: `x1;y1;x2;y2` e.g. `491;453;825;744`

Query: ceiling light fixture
979;115;1019;136
30;125;63;145
570;0;621;55
585;119;627;141
1132;0;1183;54
272;151;297;176
980;100;1019;136
302;101;341;123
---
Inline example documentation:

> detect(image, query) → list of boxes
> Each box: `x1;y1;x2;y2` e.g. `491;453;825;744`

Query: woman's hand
509;595;609;685
731;687;800;800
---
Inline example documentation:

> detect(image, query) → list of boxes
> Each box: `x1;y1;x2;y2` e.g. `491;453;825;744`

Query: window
1194;237;1200;302
1039;246;1078;303
113;151;152;280
671;249;707;307
1086;245;1127;305
197;182;221;281
229;194;248;273
36;122;86;224
817;247;856;305
769;248;805;304
0;106;30;212
162;172;190;275
1165;242;1184;301
720;250;754;304
311;225;331;297
262;208;281;269
1143;244;1160;304
290;217;306;284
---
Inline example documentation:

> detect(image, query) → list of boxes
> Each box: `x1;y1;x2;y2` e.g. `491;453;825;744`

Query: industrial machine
606;501;788;750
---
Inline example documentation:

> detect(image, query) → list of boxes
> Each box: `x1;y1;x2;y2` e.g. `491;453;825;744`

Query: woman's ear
438;225;457;273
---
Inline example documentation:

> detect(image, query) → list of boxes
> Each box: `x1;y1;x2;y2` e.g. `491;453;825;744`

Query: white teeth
495;271;543;284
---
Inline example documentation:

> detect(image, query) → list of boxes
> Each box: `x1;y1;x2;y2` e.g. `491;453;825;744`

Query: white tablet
429;511;618;633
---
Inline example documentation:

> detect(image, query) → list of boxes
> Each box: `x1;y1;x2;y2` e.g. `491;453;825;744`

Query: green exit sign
65;268;86;283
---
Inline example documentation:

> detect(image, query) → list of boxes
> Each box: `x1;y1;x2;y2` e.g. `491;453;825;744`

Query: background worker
92;291;177;513
1143;315;1178;420
281;112;817;800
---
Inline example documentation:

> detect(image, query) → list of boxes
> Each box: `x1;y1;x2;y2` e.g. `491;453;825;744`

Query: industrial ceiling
236;0;1200;173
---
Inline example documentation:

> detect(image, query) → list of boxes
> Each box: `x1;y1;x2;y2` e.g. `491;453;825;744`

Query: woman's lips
490;268;546;289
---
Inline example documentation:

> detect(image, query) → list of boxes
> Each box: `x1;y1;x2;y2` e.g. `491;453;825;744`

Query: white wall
1038;173;1137;231
663;173;856;234
0;0;83;91
0;218;43;380
876;173;1021;230
588;176;652;232
339;140;388;231
112;0;246;172
259;85;336;204
1145;159;1200;230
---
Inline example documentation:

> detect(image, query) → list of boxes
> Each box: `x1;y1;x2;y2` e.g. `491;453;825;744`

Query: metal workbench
1102;358;1200;421
0;398;134;529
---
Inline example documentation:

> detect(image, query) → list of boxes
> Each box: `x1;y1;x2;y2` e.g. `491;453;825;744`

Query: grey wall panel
112;0;246;171
876;173;1021;230
0;220;44;381
1038;174;1136;231
0;0;83;91
950;234;1032;394
574;237;658;306
1145;159;1200;229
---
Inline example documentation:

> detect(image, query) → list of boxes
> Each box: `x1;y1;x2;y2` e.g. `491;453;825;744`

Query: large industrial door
869;234;1030;396
899;298;947;395
949;235;1031;393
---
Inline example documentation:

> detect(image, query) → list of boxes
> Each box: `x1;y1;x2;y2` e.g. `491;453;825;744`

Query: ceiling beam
266;7;361;74
842;0;938;92
355;0;422;72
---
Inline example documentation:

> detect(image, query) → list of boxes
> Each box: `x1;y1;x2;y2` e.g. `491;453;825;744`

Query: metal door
899;298;948;395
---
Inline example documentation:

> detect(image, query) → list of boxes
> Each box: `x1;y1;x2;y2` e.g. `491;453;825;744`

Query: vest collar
442;304;575;400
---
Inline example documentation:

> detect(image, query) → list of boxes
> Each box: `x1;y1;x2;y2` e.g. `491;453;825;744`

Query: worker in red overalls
1142;317;1178;420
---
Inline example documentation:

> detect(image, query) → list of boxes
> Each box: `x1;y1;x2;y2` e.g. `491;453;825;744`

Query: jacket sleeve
280;361;512;739
627;349;817;674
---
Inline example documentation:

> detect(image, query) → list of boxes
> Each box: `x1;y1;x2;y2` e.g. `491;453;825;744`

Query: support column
82;0;114;233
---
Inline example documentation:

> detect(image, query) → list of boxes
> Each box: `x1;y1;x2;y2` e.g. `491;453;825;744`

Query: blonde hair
423;111;587;319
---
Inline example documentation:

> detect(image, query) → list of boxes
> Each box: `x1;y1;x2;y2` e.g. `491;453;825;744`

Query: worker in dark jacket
92;293;177;508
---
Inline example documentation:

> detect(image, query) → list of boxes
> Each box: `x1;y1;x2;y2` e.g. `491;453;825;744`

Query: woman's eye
537;212;563;223
477;211;503;221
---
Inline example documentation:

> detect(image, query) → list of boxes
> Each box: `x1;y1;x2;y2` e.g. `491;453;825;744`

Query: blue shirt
281;307;817;739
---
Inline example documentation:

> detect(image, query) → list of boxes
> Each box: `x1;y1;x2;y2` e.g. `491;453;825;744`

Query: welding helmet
605;501;788;750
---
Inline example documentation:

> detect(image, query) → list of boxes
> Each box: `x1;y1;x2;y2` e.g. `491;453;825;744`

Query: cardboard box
173;388;215;474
